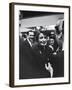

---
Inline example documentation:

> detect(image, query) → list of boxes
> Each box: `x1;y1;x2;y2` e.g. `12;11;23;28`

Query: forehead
51;32;54;34
50;38;54;41
28;31;34;35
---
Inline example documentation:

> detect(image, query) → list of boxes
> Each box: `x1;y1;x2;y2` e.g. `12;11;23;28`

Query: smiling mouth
42;41;46;44
41;41;47;45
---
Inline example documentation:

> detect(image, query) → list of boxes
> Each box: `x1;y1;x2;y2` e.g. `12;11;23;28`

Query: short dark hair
55;19;64;35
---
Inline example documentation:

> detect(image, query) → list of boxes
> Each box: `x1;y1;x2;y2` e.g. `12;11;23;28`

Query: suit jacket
19;39;37;79
51;51;64;77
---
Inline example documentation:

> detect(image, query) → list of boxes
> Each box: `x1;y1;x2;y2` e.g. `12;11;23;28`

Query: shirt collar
27;38;32;47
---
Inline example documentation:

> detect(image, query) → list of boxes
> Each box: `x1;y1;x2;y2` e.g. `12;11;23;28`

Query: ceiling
19;10;64;19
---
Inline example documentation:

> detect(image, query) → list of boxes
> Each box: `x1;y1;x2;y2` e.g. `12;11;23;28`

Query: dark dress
32;44;53;78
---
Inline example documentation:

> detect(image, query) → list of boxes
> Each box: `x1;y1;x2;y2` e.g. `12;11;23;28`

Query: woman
48;37;58;55
33;31;53;78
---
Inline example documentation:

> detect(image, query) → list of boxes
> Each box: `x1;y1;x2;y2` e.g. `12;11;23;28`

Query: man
55;19;64;52
19;30;36;79
51;19;64;77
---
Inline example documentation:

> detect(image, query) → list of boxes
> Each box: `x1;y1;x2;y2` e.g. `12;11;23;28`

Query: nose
42;38;46;41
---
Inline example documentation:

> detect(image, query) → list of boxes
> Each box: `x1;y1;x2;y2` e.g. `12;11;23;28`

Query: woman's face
38;33;47;46
49;38;54;45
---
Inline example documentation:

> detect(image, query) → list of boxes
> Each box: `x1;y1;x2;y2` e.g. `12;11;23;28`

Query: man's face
28;31;34;42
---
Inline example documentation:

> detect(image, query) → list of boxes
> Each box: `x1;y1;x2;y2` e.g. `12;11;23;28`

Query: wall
0;0;72;90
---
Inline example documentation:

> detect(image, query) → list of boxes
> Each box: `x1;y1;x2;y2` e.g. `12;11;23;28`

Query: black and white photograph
9;3;70;87
19;11;64;79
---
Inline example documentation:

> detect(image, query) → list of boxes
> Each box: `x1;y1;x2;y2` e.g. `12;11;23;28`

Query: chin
41;44;46;46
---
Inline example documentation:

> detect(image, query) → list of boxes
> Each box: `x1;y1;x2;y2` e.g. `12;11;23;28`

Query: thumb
45;64;49;70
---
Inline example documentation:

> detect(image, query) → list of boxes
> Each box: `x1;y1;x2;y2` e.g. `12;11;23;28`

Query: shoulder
32;42;38;49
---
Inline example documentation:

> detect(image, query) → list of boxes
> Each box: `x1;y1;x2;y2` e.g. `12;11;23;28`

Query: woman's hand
45;62;53;78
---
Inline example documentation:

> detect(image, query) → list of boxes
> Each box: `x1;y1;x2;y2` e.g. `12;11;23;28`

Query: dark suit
51;51;64;77
19;38;37;79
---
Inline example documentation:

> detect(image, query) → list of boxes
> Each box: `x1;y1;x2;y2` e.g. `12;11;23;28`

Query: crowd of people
19;19;64;79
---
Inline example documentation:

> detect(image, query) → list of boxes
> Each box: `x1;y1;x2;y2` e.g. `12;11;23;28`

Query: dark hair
55;25;60;34
55;20;64;35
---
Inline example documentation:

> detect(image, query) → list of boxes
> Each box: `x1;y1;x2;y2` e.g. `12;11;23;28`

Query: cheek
45;39;47;42
38;39;42;43
59;26;62;31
